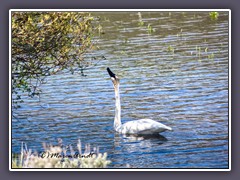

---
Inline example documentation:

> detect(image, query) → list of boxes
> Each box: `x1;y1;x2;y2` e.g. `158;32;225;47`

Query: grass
12;139;111;168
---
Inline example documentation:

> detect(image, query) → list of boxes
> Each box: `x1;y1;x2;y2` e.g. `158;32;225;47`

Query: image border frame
9;9;231;172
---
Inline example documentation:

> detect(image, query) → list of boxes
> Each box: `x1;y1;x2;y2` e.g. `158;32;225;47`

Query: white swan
107;67;172;135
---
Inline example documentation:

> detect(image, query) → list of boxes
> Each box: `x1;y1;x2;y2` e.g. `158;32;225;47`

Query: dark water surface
12;11;229;168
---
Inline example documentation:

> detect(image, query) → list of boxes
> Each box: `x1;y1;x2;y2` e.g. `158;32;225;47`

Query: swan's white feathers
116;119;172;135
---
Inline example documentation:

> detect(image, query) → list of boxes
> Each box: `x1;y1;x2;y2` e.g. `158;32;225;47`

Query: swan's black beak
107;67;116;78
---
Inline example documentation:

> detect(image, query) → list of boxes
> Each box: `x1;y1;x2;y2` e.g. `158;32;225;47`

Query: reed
12;139;111;168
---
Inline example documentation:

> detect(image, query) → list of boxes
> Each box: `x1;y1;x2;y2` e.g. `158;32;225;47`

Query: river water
12;11;229;169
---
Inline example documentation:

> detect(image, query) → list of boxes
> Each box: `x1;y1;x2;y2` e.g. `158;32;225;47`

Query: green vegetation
97;24;104;35
12;12;101;108
137;12;144;26
177;29;183;38
209;12;219;20
196;46;201;57
137;12;155;33
147;24;155;34
12;139;111;168
167;45;175;53
208;53;215;59
138;21;144;26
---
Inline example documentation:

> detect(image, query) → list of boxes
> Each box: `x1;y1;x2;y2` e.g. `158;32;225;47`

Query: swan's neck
114;84;121;130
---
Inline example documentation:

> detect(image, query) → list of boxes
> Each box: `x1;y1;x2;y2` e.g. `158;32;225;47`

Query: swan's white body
107;68;172;135
116;119;172;135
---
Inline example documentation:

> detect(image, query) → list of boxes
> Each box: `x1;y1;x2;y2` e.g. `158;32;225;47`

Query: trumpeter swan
107;67;172;135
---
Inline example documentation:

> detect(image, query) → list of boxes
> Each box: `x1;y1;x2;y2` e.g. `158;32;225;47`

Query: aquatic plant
147;24;155;34
167;45;174;53
209;12;219;20
97;24;104;35
195;46;202;57
137;12;144;26
208;53;215;59
12;139;111;168
205;47;208;52
138;21;144;26
177;29;183;38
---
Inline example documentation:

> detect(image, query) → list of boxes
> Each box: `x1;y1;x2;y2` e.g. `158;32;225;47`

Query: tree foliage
12;12;100;108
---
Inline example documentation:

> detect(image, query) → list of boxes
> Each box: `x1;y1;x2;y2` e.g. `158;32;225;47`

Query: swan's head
107;67;120;88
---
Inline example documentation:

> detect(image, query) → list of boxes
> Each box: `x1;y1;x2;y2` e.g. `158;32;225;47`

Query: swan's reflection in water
114;133;168;152
111;133;169;167
122;133;168;141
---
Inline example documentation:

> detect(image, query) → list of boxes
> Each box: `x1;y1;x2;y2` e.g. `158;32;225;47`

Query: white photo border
9;9;231;171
